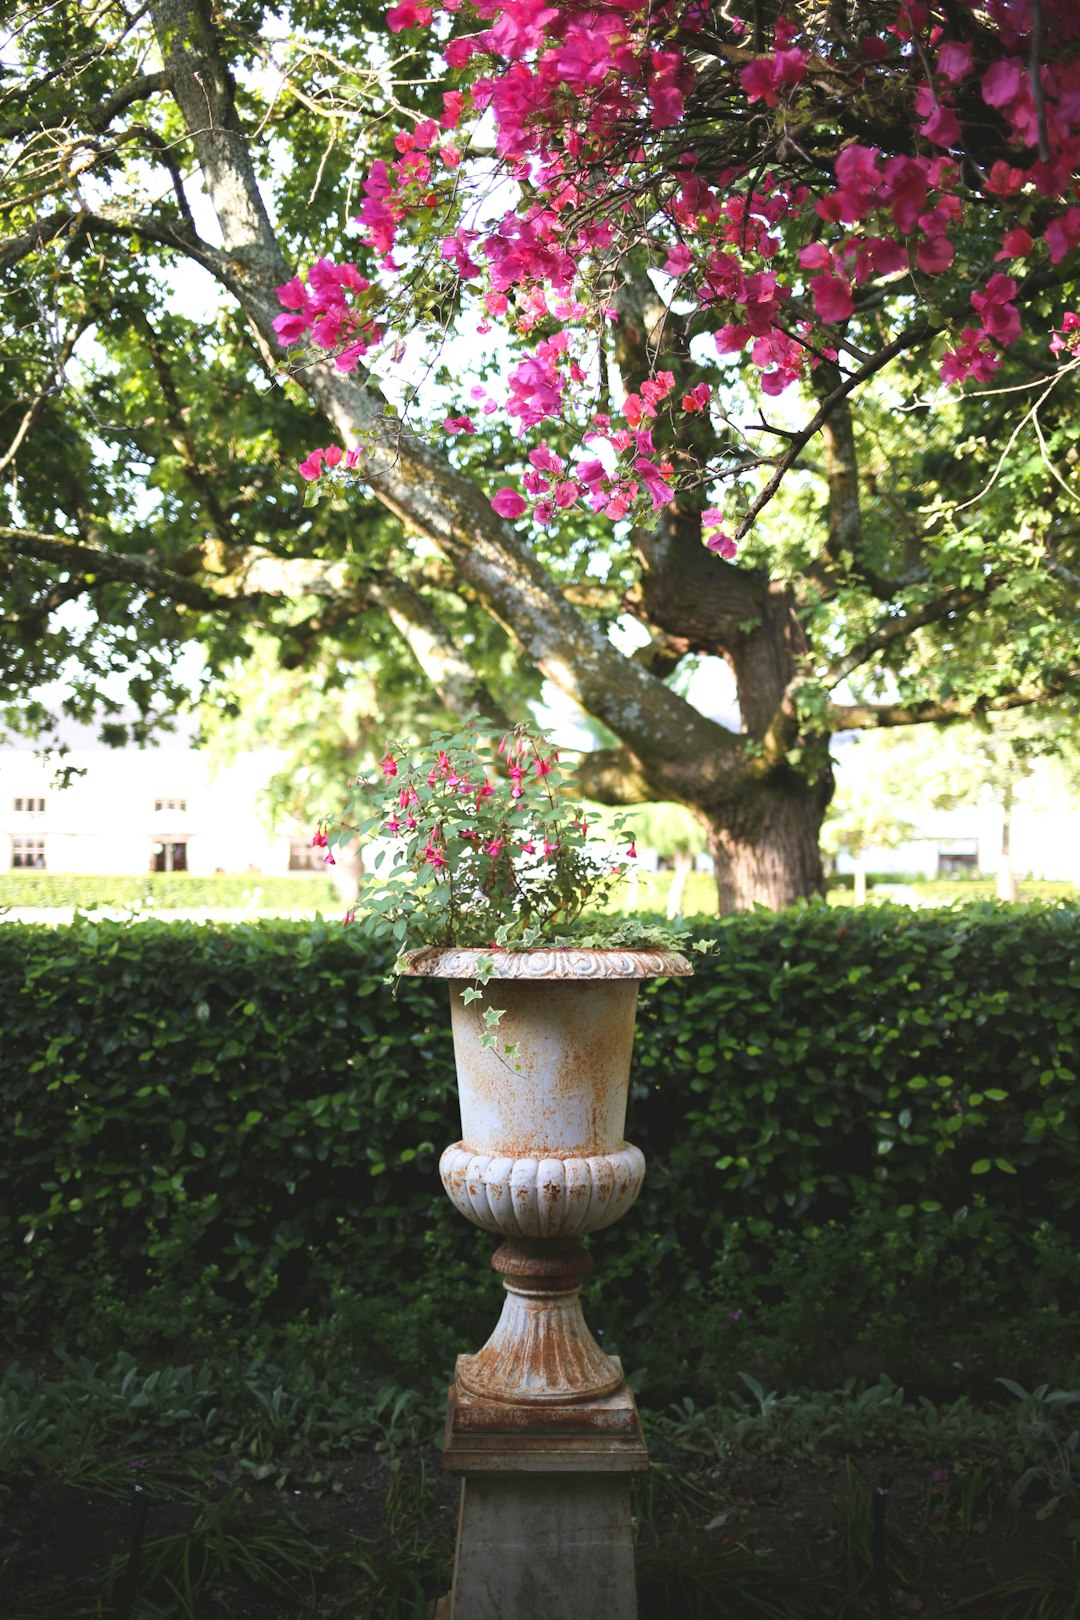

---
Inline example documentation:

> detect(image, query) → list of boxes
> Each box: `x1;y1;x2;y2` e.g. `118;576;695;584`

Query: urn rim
398;944;693;980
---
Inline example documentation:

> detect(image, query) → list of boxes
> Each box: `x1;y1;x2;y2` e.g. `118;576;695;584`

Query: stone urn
400;946;692;1405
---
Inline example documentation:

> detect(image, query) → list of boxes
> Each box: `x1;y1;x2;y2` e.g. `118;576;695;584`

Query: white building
833;758;1080;887
0;720;308;877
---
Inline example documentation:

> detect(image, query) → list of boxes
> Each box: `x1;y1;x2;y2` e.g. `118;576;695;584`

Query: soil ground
3;1441;1078;1618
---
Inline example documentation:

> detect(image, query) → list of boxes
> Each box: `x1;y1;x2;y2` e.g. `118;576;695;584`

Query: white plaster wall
0;741;292;876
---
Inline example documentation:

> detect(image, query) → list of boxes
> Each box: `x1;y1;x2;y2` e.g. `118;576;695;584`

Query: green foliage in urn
319;717;682;954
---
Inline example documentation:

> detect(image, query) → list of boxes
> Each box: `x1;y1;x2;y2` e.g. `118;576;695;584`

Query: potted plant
316;718;693;1404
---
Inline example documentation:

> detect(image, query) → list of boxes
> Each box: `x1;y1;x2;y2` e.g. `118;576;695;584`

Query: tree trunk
996;777;1020;902
665;851;694;919
705;769;832;913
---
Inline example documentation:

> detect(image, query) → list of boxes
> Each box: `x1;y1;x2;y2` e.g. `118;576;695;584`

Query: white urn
401;946;691;1405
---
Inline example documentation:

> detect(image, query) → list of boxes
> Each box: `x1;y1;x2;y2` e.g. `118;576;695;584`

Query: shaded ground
3;1442;1078;1618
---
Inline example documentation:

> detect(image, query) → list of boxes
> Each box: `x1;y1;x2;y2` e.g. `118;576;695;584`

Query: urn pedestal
401;946;691;1620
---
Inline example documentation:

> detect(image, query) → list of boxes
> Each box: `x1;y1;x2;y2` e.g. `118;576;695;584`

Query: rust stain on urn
447;978;642;1158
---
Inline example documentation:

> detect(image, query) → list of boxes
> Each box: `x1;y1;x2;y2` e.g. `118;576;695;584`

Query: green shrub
0;871;338;911
2;903;1079;1395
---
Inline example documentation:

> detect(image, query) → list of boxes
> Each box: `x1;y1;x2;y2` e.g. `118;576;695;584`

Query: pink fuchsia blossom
491;487;528;519
380;754;398;778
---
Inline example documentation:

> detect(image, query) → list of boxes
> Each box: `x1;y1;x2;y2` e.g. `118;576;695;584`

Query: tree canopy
2;0;1078;910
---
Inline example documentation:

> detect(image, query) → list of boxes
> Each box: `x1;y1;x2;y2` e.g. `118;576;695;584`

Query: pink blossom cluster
279;0;1080;545
274;259;381;376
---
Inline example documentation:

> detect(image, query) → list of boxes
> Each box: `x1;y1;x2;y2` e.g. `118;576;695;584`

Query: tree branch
830;678;1079;731
1;525;262;612
735;266;1080;543
0;71;169;140
824;580;996;687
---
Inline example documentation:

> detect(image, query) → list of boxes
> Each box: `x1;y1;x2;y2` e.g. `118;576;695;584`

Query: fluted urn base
457;1238;623;1405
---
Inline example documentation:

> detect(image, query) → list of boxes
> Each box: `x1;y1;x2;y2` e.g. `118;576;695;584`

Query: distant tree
822;742;918;901
916;709;1080;898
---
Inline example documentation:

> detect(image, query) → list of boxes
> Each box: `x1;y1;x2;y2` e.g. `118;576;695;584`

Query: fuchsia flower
380;754;398;778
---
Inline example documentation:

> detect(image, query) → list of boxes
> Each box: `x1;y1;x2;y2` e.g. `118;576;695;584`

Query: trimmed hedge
2;903;1080;1347
0;871;338;911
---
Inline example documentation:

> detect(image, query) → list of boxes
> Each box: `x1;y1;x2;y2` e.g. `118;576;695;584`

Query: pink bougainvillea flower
1046;208;1080;265
386;1;432;30
1049;311;1080;355
995;227;1034;259
491;487;528;519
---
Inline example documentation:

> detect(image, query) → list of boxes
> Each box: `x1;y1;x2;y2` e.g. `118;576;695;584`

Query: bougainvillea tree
282;0;1080;546
2;0;1079;909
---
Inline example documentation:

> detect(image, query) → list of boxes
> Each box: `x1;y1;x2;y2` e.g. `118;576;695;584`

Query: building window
13;797;45;813
937;842;979;877
12;839;46;869
154;797;188;814
289;839;328;871
152;841;188;873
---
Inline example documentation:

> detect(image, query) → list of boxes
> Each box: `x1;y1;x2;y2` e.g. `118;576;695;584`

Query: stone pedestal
443;1373;648;1620
398;948;690;1620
